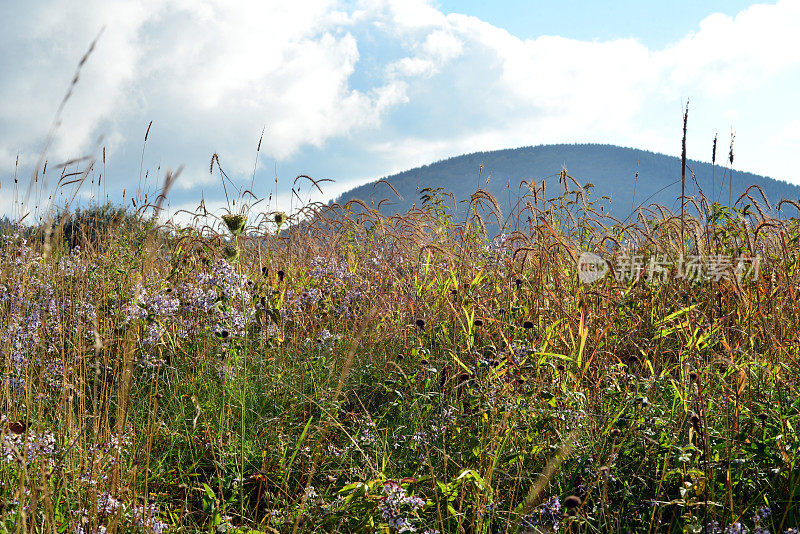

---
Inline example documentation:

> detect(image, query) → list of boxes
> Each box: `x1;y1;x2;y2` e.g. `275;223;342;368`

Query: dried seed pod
564;495;582;513
221;213;247;236
7;421;27;435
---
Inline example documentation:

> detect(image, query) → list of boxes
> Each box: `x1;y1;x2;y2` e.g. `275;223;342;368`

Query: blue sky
435;1;759;48
0;0;798;222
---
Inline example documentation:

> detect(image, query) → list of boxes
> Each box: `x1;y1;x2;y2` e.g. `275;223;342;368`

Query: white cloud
767;119;800;146
387;57;437;77
0;0;410;188
350;0;800;184
1;0;799;223
377;0;447;30
657;0;800;95
422;29;463;61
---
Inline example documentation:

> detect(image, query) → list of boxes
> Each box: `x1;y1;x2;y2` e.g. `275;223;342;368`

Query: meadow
1;169;800;534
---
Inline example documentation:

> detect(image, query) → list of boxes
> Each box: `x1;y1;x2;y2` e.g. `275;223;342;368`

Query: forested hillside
335;144;800;221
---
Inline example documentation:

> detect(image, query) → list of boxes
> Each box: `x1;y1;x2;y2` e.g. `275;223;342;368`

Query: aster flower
379;481;426;533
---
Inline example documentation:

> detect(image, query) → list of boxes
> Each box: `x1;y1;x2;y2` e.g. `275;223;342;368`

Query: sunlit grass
1;176;799;533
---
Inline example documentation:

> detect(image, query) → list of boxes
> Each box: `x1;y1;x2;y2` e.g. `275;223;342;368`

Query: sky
0;0;798;222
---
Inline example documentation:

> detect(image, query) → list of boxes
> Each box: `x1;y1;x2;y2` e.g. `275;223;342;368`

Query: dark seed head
277;270;285;282
420;358;429;365
220;330;230;339
415;319;426;329
689;371;699;382
758;412;768;422
610;428;621;437
627;355;640;366
515;278;522;289
556;364;566;371
7;421;27;435
490;359;499;368
397;354;404;361
165;287;172;294
261;266;268;276
564;495;582;510
473;318;483;327
523;320;534;330
690;412;700;425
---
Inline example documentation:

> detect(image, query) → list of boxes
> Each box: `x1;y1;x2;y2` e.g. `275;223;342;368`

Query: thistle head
222;244;239;261
222;213;247;236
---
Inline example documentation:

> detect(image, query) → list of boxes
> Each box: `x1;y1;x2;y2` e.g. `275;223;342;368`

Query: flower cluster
0;232;104;396
73;499;168;534
379;480;425;533
121;259;256;342
753;505;772;534
521;496;562;532
310;255;353;281
483;233;509;261
0;424;58;466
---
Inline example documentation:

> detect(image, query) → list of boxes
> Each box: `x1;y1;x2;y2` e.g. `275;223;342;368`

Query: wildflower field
1;176;800;533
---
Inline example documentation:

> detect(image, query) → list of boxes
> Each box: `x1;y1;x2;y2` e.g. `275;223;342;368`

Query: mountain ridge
333;143;800;220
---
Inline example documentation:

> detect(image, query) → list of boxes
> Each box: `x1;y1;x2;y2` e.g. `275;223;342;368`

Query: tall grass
1;164;799;533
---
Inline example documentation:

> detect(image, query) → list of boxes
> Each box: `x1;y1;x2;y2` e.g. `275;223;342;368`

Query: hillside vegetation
335;144;800;221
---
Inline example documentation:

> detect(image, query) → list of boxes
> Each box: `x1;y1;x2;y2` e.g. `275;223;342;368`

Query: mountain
333;144;800;223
